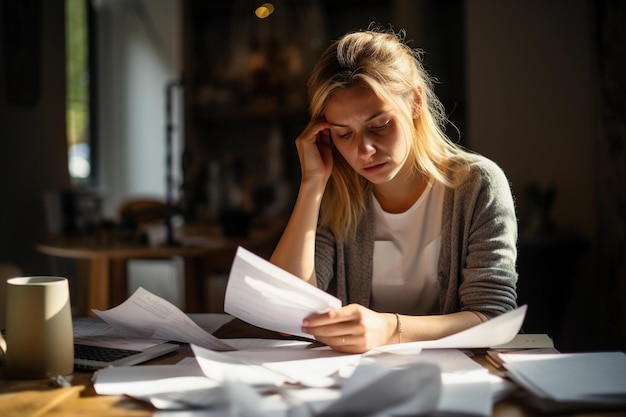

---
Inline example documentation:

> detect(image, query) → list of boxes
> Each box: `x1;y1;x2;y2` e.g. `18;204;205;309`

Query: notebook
74;342;179;370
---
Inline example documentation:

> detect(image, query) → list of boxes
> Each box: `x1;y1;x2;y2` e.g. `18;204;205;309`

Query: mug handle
0;331;6;364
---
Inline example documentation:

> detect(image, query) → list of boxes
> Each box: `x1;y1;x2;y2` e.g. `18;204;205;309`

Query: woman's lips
363;162;386;173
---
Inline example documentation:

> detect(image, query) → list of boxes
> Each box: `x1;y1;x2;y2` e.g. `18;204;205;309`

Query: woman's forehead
325;86;392;123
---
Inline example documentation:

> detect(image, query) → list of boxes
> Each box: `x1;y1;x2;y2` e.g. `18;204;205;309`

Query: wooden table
0;346;191;417
36;217;286;315
2;346;624;417
37;238;212;314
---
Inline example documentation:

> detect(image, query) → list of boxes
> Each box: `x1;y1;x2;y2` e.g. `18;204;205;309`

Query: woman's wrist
384;312;402;345
394;313;403;344
300;176;327;195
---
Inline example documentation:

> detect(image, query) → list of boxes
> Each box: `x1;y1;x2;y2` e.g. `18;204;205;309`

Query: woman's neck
372;172;428;214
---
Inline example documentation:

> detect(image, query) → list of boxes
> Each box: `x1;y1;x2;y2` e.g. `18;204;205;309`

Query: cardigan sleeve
314;226;336;292
314;215;375;306
443;155;518;318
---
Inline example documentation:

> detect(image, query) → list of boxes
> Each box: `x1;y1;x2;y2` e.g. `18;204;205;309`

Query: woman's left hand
302;304;396;353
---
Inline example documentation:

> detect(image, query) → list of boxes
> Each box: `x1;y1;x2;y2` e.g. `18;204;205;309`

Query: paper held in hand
224;246;527;348
224;246;342;339
93;246;526;352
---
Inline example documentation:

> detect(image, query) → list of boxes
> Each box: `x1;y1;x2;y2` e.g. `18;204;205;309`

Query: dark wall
0;0;69;274
465;0;625;351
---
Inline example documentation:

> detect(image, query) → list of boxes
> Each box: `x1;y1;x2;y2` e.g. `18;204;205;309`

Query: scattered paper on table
367;348;494;416
93;287;234;351
191;344;361;387
315;361;441;416
93;363;217;396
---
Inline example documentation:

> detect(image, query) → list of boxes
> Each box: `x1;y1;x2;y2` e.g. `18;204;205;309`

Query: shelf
192;104;308;124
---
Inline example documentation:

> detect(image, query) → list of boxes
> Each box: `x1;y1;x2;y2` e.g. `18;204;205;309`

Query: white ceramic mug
0;276;74;378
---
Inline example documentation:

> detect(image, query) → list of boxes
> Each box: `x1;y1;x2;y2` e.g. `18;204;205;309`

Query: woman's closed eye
333;130;353;139
370;121;390;132
331;120;390;140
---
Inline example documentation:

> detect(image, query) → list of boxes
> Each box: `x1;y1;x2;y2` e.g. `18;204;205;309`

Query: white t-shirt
370;181;444;315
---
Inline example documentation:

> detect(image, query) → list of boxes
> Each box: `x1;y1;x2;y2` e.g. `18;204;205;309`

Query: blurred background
0;0;624;352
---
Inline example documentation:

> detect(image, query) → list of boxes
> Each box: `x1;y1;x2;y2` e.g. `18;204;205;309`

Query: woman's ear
413;88;423;119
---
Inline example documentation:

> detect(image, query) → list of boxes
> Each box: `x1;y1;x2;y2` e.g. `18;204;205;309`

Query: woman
270;28;518;353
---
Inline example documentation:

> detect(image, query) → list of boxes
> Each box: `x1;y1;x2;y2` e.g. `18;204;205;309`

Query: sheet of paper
224;338;311;350
73;316;128;337
93;354;289;414
95;364;270;413
192;344;361;387
224;246;342;339
93;363;217;396
187;313;234;334
368;349;493;416
437;372;492;416
191;345;291;386
93;287;234;351
315;361;441;416
74;314;240;351
142;378;275;414
500;351;626;403
370;305;527;354
73;315;167;350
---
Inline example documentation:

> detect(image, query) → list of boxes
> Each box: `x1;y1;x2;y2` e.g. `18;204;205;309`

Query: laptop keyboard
74;344;141;362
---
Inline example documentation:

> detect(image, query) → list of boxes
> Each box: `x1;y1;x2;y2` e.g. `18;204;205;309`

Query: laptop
72;317;180;370
74;341;180;371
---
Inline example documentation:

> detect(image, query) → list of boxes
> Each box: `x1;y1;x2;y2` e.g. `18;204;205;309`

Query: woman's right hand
295;119;333;185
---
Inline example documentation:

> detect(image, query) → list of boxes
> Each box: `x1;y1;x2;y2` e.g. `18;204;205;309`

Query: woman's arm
396;310;486;343
302;305;486;353
270;120;333;285
270;181;325;285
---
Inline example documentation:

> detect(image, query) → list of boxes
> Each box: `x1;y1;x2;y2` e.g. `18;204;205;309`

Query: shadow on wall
0;262;24;329
515;182;589;350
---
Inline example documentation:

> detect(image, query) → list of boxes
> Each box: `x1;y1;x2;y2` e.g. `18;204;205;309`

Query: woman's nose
357;134;376;158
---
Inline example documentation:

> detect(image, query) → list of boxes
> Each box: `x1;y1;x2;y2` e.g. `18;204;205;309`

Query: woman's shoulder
443;152;516;225
452;152;510;191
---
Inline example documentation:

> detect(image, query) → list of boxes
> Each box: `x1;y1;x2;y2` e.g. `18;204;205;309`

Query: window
65;0;95;185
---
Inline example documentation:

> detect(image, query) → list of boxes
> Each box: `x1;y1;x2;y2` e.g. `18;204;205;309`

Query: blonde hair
307;28;472;241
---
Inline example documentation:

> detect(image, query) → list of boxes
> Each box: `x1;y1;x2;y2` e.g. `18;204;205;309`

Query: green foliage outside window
66;0;90;180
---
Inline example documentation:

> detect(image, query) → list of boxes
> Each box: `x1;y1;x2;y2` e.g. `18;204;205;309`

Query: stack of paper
485;334;559;370
500;351;626;409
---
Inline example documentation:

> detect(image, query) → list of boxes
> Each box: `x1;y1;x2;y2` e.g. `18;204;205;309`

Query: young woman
270;28;518;353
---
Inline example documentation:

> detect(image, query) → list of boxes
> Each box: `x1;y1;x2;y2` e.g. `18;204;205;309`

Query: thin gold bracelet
394;313;403;343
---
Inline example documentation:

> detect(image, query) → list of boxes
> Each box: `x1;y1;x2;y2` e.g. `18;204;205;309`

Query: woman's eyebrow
365;111;388;122
328;111;389;127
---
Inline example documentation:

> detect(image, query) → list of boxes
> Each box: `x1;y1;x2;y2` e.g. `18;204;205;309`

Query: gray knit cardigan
314;154;518;319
